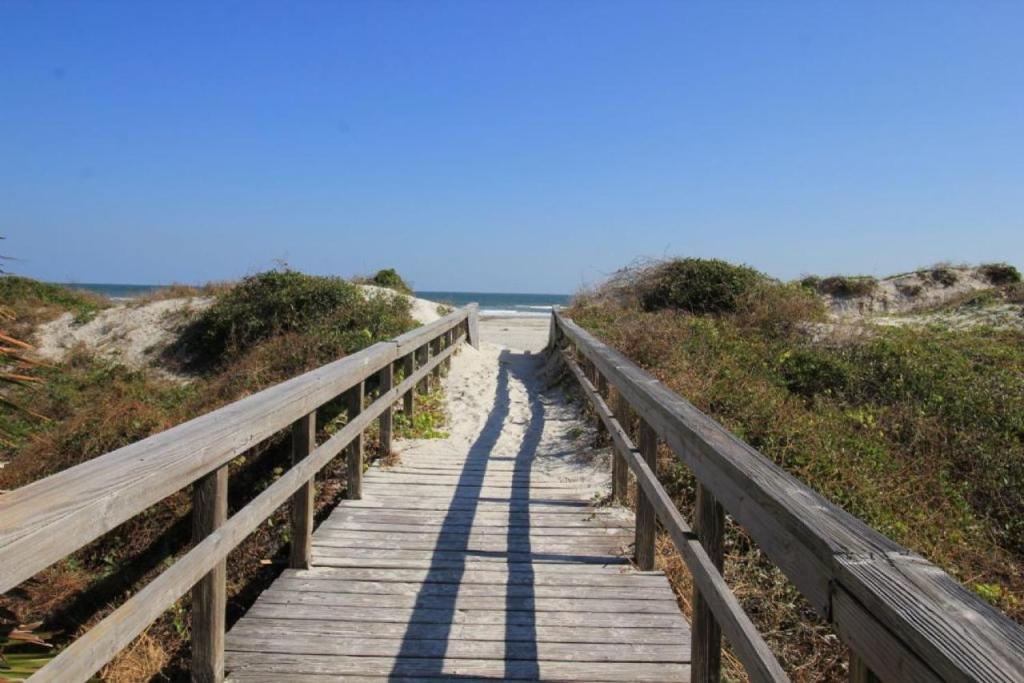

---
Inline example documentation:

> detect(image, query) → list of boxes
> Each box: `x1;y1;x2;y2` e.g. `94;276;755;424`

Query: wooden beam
378;363;394;457
416;345;429;395
402;353;414;418
612;392;630;504
634;420;657;571
345;382;365;500
467;302;480;349
289;414;316;570
693;484;725;682
191;465;228;682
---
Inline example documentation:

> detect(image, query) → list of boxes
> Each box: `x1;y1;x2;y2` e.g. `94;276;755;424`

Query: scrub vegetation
0;268;437;680
569;257;1024;680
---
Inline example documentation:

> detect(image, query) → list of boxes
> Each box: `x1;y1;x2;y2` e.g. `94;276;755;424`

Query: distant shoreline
55;282;570;318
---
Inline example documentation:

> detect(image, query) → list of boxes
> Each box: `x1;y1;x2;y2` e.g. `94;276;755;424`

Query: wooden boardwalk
224;391;691;681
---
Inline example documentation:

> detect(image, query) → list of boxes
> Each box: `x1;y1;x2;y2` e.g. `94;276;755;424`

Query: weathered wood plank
289;413;316;570
225;652;689;681
267;577;674;600
285;566;666;585
634;419;658;571
345;381;365;500
692;484;725;683
191;465;228;683
377;362;394;456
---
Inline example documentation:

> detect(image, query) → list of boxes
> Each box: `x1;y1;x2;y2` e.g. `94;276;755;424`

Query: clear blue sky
3;2;1022;294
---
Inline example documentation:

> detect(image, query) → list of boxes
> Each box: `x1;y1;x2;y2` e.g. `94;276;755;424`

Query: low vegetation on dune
353;267;414;295
569;257;1024;680
0;268;444;679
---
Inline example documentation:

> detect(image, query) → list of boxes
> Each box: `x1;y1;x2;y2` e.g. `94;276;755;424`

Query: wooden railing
0;304;479;682
551;311;1024;683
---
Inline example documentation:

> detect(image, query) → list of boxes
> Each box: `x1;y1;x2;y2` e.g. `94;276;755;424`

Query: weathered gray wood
225;651;688;682
30;325;464;682
561;348;788;682
634;419;658;571
612;392;630;503
345;382;364;500
191;465;228;683
466;302;480;349
289;414;316;570
429;337;442;385
377;362;393;457
848;651;881;683
416;344;429;395
555;312;1024;681
402;352;415;418
693;484;725;683
0;307;473;594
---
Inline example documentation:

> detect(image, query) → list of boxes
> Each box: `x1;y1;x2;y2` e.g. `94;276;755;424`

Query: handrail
0;303;478;681
551;311;1024;683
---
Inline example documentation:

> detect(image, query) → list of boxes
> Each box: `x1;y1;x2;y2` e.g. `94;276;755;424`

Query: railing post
612;392;630;503
467;305;480;349
289;413;316;569
635;420;658;570
849;652;881;683
403;352;415;418
191;464;228;682
430;336;442;386
416;344;429;395
379;362;394;457
345;381;364;499
692;483;725;682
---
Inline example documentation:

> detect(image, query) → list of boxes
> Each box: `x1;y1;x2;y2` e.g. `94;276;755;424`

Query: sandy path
393;339;614;496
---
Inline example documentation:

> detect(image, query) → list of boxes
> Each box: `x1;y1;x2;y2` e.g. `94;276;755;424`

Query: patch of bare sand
392;340;620;510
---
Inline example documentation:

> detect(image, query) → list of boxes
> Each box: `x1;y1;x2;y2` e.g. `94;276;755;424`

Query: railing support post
416;344;429;395
379;362;394;457
693;483;725;682
634;420;658;570
612;392;630;503
849;652;881;683
289;413;315;569
403;352;415;418
191;464;228;683
345;381;365;499
430;336;442;386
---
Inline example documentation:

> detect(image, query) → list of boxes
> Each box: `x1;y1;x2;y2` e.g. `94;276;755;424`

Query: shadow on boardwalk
391;350;544;679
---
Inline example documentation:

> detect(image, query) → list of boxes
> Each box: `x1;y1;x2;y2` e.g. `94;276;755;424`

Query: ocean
60;283;570;318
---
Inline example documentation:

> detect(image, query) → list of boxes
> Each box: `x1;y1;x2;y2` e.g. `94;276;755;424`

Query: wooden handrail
551;311;1024;683
0;304;478;682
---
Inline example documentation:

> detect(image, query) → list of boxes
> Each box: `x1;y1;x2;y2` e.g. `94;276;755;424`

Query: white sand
478;316;551;353
824;267;996;318
33;297;212;372
393;339;618;503
358;284;444;325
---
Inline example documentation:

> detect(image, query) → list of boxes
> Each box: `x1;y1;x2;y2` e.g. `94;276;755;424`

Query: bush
639;258;764;314
814;275;878;297
366;268;413;295
980;263;1022;286
930;267;959;287
0;276;107;331
181;270;414;365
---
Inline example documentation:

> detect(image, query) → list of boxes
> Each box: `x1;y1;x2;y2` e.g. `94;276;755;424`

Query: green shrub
980;263;1022;286
0;276;107;330
640;258;764;314
930;267;959;287
357;268;413;295
814;275;878;297
779;348;854;399
181;270;414;365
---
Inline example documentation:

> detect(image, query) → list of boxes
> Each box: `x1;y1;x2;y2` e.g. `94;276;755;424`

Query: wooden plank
0;306;472;594
228;616;689;644
416;344;429;395
318;523;631;536
692;484;725;683
267;578;674;601
225;652;688;681
402;352;414;417
848;651;881;683
377;362;394;456
226;631;688;663
612;392;630;503
284;566;667;586
191;465;228;683
289;414;316;570
466;302;480;349
345;382;365;500
634;420;657;571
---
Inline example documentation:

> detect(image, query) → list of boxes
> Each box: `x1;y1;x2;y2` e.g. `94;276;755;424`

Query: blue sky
3;2;1022;294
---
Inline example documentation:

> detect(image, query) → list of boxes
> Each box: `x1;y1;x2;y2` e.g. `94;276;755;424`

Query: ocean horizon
58;283;571;318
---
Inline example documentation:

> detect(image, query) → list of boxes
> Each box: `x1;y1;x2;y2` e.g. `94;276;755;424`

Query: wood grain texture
555;312;1024;682
634;420;657;571
289;413;316;570
692;485;725;683
345;382;365;500
378;362;394;457
192;465;229;683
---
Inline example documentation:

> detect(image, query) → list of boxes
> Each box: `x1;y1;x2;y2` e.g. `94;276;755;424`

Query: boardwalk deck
225;348;691;681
